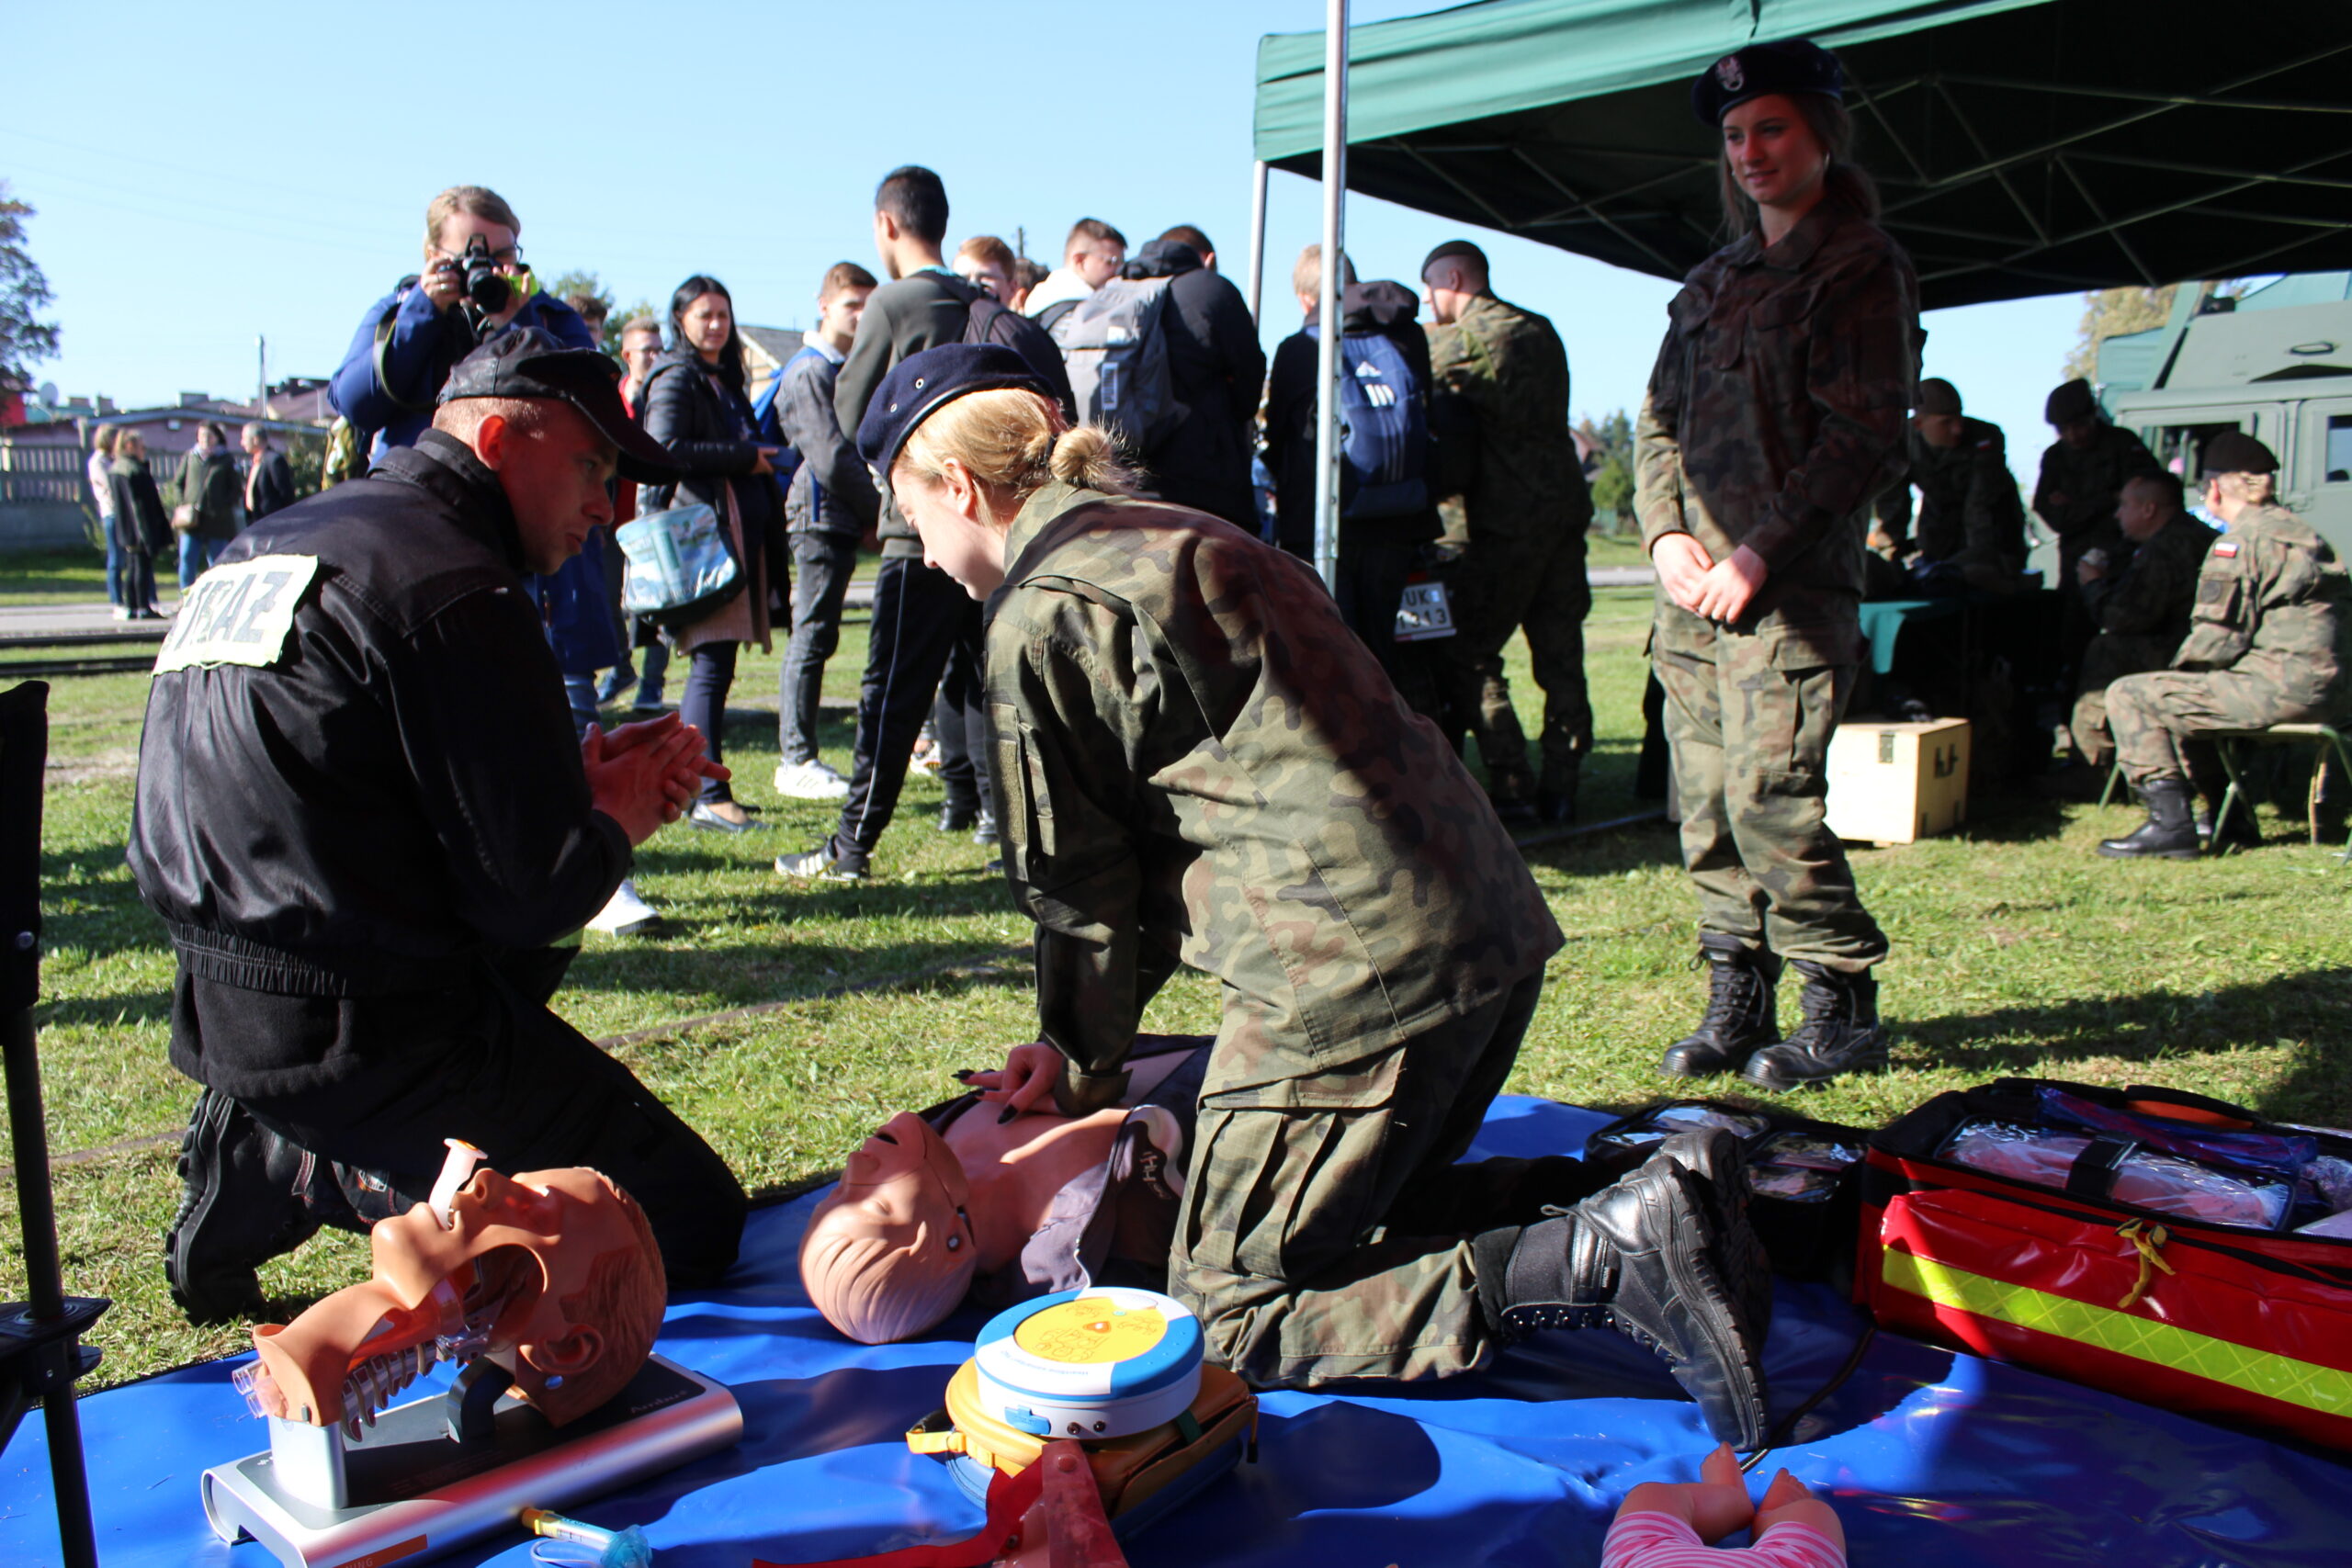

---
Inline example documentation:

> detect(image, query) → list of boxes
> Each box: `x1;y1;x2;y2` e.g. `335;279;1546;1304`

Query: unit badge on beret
1715;54;1745;91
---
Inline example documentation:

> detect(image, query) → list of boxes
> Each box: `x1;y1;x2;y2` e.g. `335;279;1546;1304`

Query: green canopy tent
1251;0;2352;311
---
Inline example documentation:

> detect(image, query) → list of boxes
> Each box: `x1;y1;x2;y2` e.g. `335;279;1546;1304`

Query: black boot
2206;806;2261;855
1479;1155;1769;1450
1655;1127;1773;1337
1742;964;1887;1091
164;1089;355;1323
1660;935;1781;1078
1536;767;1579;826
2098;776;2200;859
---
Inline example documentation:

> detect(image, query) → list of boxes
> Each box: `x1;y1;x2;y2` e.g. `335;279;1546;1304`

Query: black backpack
962;290;1077;423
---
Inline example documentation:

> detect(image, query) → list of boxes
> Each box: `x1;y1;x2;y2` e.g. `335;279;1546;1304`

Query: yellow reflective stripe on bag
1882;1248;2352;1420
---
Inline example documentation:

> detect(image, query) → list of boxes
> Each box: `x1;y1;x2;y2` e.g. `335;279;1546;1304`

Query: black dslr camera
436;234;522;314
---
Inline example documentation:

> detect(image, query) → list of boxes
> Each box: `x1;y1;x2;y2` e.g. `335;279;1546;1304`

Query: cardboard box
1825;718;1970;844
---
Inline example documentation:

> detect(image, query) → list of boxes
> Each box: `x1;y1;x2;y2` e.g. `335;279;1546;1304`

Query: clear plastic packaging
1943;1120;2289;1230
1748;1132;1863;1202
1590;1103;1771;1156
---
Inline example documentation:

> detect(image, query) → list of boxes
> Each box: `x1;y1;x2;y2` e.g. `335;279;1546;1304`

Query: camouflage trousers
1423;534;1593;797
1168;974;1551;1387
2107;668;2320;784
2068;632;2172;767
1654;622;1887;971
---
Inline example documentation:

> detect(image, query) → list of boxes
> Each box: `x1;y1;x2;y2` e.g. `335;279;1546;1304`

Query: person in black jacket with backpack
1125;229;1266;531
1264;249;1442;720
639;275;788;832
780;166;1069;883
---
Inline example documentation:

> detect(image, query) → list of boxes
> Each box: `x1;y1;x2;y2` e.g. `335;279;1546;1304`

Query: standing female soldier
843;342;1774;1449
1636;40;1920;1091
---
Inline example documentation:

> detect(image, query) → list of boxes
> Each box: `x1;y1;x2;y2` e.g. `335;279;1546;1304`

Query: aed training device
199;1355;739;1568
908;1287;1258;1540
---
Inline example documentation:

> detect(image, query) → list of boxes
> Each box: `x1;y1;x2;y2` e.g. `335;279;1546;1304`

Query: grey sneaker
776;844;866;883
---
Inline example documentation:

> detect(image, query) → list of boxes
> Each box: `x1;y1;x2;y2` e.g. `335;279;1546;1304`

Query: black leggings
679;640;740;803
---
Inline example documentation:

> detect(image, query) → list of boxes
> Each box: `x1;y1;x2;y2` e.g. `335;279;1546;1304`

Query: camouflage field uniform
2069;509;2218;765
2034;422;2161;592
1423;293;1595;802
986;480;1564;1386
2108;502;2351;783
1873;416;2025;578
1634;198;1918;972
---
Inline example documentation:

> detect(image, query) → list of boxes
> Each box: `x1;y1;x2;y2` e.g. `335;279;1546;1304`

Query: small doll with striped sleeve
1602;1443;1847;1568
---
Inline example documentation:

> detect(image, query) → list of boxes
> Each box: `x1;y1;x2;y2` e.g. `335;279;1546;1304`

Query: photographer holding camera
329;186;598;455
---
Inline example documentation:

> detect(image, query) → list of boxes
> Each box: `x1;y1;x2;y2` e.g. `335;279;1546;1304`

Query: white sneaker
774;759;852;800
588;878;662;937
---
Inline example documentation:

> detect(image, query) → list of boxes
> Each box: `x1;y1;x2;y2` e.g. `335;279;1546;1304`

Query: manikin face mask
235;1142;666;1437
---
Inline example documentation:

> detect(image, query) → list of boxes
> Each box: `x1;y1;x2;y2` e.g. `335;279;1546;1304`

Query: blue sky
6;0;2080;487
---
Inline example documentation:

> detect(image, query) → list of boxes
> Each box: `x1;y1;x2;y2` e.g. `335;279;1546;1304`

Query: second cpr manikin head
242;1152;665;1435
799;1111;979;1344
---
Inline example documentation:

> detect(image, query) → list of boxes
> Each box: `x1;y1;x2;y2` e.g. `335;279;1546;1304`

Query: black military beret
439;326;678;482
1420;240;1489;280
2201;431;2278;477
1916;378;1962;418
854;343;1050;486
1690;39;1844;127
2043;378;2099;425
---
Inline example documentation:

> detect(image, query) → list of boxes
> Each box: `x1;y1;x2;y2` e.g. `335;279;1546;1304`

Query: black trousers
934;637;993;818
780;531;860;765
205;954;747;1287
828;556;989;870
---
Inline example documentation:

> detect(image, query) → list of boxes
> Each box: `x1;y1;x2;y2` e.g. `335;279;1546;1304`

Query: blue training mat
6;1097;2347;1566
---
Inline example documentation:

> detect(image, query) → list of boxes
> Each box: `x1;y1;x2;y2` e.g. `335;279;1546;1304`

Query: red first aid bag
1856;1077;2352;1449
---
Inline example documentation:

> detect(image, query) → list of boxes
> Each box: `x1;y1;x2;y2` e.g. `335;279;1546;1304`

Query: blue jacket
329;279;611;673
328;279;597;454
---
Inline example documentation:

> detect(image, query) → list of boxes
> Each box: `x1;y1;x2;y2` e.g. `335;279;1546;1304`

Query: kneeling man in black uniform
132;329;749;1320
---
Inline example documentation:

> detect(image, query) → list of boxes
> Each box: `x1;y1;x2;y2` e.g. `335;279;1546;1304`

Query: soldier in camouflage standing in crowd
2099;434;2351;858
2034;377;2162;665
1636;39;1920;1093
840;342;1776;1449
2050;469;2216;795
1419;241;1596;825
1870;378;2025;589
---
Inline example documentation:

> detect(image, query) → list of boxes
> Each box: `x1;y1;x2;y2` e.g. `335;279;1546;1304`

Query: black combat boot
1741;964;1887;1091
2097;776;2201;860
2205;804;2262;854
1476;1154;1769;1450
1536;765;1579;826
164;1089;356;1323
1655;1126;1773;1336
1659;935;1781;1078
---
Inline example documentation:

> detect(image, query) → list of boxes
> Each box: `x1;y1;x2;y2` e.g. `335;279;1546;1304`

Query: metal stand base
200;1353;740;1568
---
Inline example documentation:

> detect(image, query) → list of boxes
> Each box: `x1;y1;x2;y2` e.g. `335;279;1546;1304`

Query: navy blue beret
854;344;1052;484
1690;39;1844;127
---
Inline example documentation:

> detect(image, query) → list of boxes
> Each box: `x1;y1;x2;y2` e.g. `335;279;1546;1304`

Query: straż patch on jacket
153;555;322;673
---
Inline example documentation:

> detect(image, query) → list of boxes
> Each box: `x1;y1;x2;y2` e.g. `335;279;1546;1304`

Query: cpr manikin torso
800;1043;1202;1344
238;1146;666;1437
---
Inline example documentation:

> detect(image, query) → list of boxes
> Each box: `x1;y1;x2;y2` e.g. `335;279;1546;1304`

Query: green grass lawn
3;584;2349;1388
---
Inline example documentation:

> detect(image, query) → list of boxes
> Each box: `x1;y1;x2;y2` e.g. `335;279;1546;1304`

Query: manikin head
248;1161;665;1431
799;1111;978;1343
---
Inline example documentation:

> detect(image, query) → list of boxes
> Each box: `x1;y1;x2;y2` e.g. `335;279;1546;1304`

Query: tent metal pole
1246;160;1271;328
1311;0;1350;593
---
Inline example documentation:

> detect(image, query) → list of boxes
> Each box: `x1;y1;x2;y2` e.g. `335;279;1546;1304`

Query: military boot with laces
1659;934;1781;1078
1741;963;1887;1091
1476;1153;1770;1450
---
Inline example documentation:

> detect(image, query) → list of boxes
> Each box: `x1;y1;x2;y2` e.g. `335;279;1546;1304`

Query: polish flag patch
2213;541;2240;557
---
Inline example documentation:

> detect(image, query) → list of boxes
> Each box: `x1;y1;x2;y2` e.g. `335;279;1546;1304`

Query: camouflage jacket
2086;509;2217;654
1427;293;1592;546
1635;198;1921;665
2172;502;2352;711
1874;417;2024;569
2032;422;2159;542
984;481;1563;1114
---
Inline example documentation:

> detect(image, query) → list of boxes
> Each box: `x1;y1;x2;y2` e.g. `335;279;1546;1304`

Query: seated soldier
801;1038;1770;1434
2099;434;2351;858
1869;378;2025;595
2045;470;2216;796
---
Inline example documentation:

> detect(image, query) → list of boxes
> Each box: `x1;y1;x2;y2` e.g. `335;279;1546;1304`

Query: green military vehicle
2096;271;2352;557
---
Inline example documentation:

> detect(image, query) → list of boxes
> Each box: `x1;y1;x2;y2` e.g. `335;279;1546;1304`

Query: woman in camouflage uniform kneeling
837;342;1777;1449
1635;39;1922;1091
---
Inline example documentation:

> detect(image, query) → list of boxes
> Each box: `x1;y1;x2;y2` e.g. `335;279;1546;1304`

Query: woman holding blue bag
638;275;787;831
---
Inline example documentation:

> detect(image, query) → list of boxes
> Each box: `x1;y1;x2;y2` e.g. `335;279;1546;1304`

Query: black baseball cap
1691;39;1844;127
439;327;679;483
854;344;1051;491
